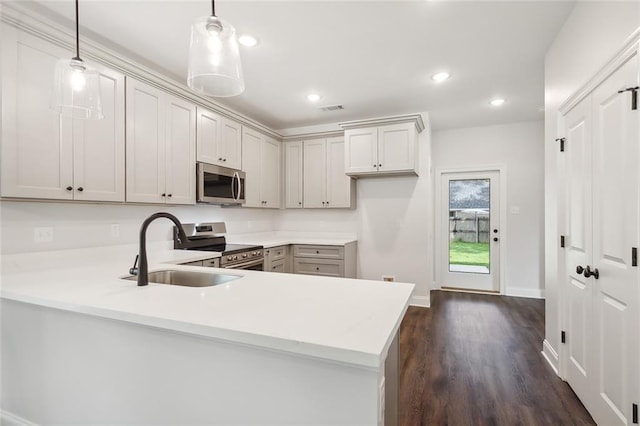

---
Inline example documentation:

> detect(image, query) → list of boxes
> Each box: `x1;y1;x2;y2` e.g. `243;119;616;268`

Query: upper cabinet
284;141;304;208
284;137;355;209
196;107;242;170
126;78;196;205
1;26;125;202
242;127;281;208
343;115;425;177
303;137;355;209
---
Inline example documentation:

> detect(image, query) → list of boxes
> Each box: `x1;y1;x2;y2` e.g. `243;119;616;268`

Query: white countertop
0;242;413;368
226;231;357;248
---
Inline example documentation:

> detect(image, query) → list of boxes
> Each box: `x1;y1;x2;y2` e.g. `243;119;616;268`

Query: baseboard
1;410;39;426
410;295;430;308
541;339;559;376
505;287;545;299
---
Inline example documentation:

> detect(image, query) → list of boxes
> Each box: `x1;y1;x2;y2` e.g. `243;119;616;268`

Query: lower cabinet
292;243;356;278
264;245;290;273
181;258;220;267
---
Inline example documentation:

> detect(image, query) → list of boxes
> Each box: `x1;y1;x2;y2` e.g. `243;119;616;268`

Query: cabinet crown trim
339;114;425;133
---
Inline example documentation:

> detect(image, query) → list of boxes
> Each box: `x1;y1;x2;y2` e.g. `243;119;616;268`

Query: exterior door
563;53;639;425
440;171;500;292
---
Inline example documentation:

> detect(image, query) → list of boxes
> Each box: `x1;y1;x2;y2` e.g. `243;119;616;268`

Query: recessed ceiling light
431;72;450;83
307;93;321;102
490;98;506;107
238;35;258;47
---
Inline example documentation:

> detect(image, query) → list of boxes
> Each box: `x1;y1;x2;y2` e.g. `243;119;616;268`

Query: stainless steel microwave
196;162;245;205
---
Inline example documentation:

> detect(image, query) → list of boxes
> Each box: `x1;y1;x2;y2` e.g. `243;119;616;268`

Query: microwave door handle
233;172;241;201
231;172;237;201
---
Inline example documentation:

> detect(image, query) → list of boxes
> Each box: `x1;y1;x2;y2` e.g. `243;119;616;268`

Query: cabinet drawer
268;258;287;273
293;245;344;259
293;258;344;277
181;260;203;267
203;258;220;268
266;245;288;262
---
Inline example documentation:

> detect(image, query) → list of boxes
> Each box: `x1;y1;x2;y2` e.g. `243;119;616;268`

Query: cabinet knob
167;194;172;197
316;250;320;254
316;267;320;271
322;201;325;205
298;202;302;205
273;266;277;270
373;164;377;168
326;201;329;205
223;158;227;162
161;193;166;197
218;157;223;161
378;164;382;167
77;187;84;192
66;186;73;191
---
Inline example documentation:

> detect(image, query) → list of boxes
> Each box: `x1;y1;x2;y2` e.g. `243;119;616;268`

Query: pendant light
51;0;103;119
187;0;245;97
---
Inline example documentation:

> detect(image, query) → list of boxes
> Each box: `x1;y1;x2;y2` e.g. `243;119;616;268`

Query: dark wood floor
399;290;595;425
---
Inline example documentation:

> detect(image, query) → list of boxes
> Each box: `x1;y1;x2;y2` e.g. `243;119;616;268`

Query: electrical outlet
110;223;120;238
382;275;395;282
34;227;53;243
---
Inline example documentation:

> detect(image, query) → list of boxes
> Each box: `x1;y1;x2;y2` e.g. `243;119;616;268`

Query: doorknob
584;265;600;279
493;229;498;233
493;237;499;242
576;265;584;274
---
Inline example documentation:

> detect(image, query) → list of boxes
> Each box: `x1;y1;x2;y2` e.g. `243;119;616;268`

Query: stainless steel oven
222;257;264;271
196;162;245;205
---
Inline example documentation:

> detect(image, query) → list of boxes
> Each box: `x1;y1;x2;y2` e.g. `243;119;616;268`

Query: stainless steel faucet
132;212;188;287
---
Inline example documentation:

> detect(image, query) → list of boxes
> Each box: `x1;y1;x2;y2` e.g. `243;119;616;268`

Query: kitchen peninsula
0;243;413;425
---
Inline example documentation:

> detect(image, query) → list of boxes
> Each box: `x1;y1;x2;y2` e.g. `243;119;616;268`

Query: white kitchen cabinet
284;141;304;208
126;78;195;204
292;242;357;278
1;26;125;202
196;107;242;170
241;127;281;208
303;137;355;208
344;122;420;176
264;245;290;273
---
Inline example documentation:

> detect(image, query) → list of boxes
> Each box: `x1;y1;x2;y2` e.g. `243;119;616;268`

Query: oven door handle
224;258;263;270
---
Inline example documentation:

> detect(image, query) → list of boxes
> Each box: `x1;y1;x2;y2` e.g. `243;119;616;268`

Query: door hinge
632;403;638;424
633;247;637;267
560;235;566;248
561;331;566;344
618;86;639;110
555;137;566;152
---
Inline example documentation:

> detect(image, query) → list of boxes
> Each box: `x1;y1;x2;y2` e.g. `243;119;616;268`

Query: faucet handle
129;254;139;275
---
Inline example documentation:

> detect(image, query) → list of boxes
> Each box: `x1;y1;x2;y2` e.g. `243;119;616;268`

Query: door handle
583;265;599;279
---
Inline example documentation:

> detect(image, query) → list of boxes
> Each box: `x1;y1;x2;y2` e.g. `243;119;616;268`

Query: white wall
276;118;433;307
544;2;640;370
431;121;544;298
0;201;277;254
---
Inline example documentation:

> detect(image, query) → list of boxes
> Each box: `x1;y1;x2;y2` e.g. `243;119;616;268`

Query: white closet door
563;96;594;411
590;54;639;426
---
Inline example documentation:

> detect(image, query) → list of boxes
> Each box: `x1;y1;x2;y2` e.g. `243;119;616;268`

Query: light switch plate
34;227;53;243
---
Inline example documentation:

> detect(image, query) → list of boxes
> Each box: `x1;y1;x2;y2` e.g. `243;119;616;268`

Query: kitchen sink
122;269;241;287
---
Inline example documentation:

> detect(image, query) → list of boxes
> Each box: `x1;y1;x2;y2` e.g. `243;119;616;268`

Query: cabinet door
344;128;377;175
220;118;242;170
165;95;196;205
378;123;416;173
1;26;73;199
261;136;281;208
325;136;352;208
125;78;166;203
73;63;125;202
284;141;304;208
241;127;262;207
196;107;221;165
303;139;327;208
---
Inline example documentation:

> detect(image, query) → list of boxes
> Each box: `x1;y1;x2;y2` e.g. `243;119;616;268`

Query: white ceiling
19;0;575;131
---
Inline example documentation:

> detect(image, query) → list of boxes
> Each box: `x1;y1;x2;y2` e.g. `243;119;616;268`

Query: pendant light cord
211;0;216;17
73;0;80;60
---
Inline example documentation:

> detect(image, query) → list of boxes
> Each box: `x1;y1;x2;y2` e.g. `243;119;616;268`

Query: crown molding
0;2;282;140
339;113;425;133
281;130;345;142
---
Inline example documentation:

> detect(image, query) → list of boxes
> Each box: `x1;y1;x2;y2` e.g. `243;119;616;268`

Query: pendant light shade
52;58;103;119
187;10;245;97
51;0;103;119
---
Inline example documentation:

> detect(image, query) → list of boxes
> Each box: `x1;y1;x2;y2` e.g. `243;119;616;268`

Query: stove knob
242;253;248;258
233;255;238;260
227;256;232;261
252;251;257;255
